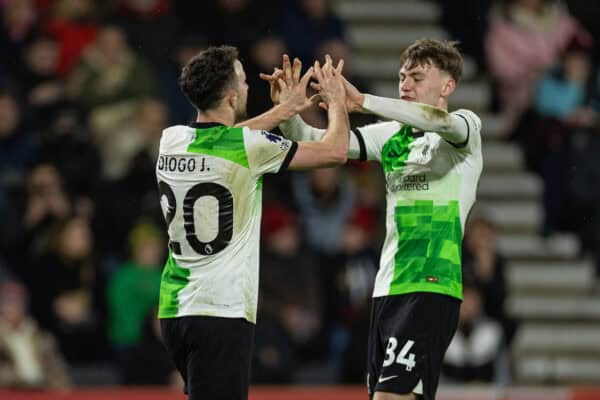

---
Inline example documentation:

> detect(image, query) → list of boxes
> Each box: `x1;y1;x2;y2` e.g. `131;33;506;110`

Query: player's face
233;60;248;122
398;61;452;108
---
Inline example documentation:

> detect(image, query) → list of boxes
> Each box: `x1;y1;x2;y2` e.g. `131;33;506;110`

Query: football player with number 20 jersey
157;46;349;400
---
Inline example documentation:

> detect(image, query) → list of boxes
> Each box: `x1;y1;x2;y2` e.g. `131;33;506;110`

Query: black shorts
367;292;460;400
160;316;255;400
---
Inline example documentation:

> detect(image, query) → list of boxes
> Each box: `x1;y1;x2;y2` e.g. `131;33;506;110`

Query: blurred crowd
443;0;600;274
0;0;382;389
0;0;596;391
439;0;600;385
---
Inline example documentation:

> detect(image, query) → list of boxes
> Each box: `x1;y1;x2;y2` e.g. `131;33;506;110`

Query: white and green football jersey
156;122;296;323
353;110;482;300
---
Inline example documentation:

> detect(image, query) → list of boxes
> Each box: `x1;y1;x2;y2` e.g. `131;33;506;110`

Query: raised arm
261;56;367;160
236;56;316;131
360;94;469;145
250;55;328;141
236;102;297;131
318;74;471;146
287;57;350;170
279;114;325;141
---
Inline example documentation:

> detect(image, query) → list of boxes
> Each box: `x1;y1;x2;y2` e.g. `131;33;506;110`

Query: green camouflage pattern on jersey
381;125;463;300
158;251;191;318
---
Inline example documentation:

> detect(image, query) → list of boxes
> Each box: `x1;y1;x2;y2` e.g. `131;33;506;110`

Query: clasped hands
259;54;365;115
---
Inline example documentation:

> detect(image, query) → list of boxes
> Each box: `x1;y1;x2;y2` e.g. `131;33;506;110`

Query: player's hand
313;54;345;106
311;55;363;112
340;75;365;112
260;54;317;113
259;67;284;105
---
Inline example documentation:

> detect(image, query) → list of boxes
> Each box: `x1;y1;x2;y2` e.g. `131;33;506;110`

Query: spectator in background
317;39;366;95
485;0;590;137
174;0;278;57
316;39;376;129
93;148;163;263
338;207;378;314
0;279;71;389
28;216;107;364
43;0;99;77
292;167;355;256
112;0;180;69
442;282;504;383
117;310;180;387
554;51;600;279
0;90;35;193
346;162;385;217
463;213;515;344
0;90;27;247
17;34;69;131
337;207;378;383
531;38;595;237
37;106;101;203
92;94;165;261
17;32;101;203
257;204;322;382
570;134;600;280
96;98;166;181
67;24;157;133
158;34;206;125
437;0;492;70
107;221;164;384
17;163;72;263
0;0;39;77
246;35;289;117
536;41;593;121
281;0;347;65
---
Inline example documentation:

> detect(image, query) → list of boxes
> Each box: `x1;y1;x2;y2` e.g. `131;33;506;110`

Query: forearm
321;101;350;160
362;94;468;144
235;103;295;131
286;102;351;170
281;110;366;160
279;114;326;141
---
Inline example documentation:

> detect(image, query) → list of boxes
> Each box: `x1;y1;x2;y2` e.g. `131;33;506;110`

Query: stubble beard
234;106;247;123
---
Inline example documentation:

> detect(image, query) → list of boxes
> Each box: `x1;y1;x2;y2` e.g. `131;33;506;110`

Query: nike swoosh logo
378;375;399;383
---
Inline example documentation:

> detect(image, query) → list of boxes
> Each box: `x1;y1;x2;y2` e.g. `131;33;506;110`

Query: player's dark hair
399;39;463;82
179;45;239;111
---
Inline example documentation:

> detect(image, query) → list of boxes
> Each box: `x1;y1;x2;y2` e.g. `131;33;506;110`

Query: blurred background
0;0;600;398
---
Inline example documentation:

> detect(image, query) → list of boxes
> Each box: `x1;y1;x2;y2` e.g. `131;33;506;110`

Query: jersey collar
188;122;225;128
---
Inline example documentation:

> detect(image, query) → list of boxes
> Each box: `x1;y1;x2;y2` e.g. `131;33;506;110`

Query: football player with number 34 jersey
266;39;483;400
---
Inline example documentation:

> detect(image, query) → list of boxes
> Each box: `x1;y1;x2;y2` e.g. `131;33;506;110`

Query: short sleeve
450;109;482;154
354;121;402;162
244;128;297;176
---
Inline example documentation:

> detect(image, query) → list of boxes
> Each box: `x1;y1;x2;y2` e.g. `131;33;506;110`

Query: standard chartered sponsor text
388;174;429;192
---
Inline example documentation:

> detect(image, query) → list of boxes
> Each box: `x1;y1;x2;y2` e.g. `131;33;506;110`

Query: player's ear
441;76;456;98
227;90;237;110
